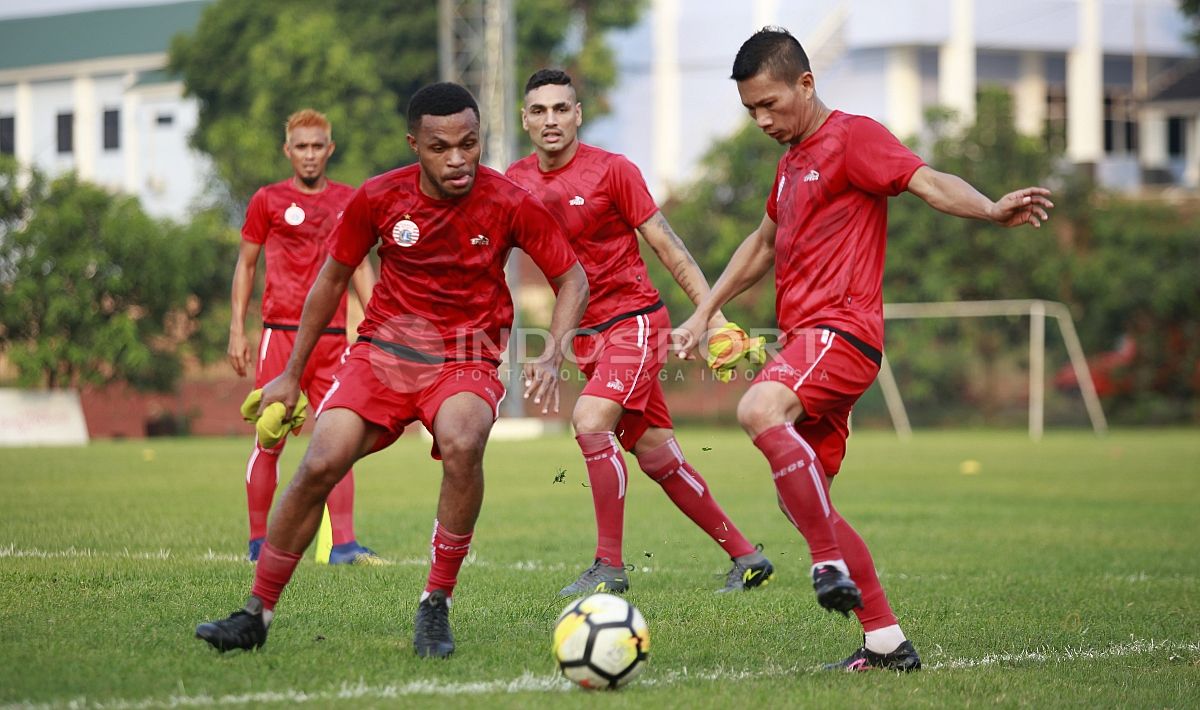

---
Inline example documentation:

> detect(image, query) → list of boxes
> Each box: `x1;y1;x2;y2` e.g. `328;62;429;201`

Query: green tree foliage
170;0;645;204
1182;0;1200;48
0;158;236;390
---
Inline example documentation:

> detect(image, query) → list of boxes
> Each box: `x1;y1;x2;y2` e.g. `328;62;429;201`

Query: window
103;109;119;150
1044;86;1067;154
0;116;13;155
155;112;174;126
1167;116;1186;157
1103;91;1137;156
57;112;73;153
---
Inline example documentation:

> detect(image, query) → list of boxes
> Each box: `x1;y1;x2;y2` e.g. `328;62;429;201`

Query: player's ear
575;103;583;127
520;108;529;130
282;141;291;158
406;133;417;154
327;140;336;158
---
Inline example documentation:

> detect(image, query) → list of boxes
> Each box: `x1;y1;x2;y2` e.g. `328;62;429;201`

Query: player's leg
196;408;381;652
244;327;290;561
411;369;502;659
629;386;774;592
306;339;381;565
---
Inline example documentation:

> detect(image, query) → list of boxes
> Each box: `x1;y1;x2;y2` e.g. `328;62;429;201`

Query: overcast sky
0;0;181;20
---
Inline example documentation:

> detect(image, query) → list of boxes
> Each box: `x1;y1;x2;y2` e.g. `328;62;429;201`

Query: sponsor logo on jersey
776;175;787;200
284;203;306;226
803;169;820;183
569;195;585;206
606;379;625;393
392;219;420;247
471;234;490;246
336;210;344;220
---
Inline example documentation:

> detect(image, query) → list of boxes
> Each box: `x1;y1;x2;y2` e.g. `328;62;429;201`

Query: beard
298;174;321;188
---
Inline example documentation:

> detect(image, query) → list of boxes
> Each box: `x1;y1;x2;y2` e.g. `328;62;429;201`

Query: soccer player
507;70;774;596
674;28;1054;671
228;109;380;565
196;83;588;658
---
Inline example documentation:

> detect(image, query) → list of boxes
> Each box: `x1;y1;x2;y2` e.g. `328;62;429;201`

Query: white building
588;0;1200;199
0;1;211;218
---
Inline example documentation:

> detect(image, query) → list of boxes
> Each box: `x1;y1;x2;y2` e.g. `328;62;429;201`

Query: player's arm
673;213;777;360
259;256;356;415
523;262;588;415
906;166;1053;228
349;259;377;311
227;240;262;377
636;210;728;328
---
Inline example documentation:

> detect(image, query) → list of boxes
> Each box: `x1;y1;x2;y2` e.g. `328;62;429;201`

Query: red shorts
573;306;673;450
255;326;350;404
754;328;880;476
316;341;505;459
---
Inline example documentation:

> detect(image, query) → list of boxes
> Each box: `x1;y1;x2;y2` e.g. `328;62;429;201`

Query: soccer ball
552;593;649;690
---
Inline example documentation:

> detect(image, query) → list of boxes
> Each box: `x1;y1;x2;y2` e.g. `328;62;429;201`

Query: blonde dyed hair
285;109;332;142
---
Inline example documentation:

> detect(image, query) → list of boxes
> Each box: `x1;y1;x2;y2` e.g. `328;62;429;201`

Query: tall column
1066;0;1103;166
938;0;975;125
121;73;140;195
652;0;681;198
1014;52;1047;137
887;46;922;139
1185;116;1200;188
73;74;96;179
15;81;34;165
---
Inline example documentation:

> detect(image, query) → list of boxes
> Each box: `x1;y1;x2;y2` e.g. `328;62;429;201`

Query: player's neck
537;138;579;173
291;174;328;195
791;99;833;145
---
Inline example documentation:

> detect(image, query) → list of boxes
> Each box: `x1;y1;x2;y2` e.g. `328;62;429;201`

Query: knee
438;428;488;471
294;451;346;493
736;389;774;436
571;401;615;435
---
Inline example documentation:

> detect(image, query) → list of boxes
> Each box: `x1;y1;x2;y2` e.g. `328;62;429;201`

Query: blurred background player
676;27;1054;671
197;83;588;658
507;70;774;596
229;109;380;565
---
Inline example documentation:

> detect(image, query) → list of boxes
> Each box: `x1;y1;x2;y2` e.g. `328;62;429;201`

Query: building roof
0;1;209;71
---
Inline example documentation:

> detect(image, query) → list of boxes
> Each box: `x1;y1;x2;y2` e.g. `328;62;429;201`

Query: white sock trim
811;559;850;578
864;624;906;654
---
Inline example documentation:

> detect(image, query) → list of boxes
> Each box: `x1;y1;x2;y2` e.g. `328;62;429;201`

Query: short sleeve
512;193;578;282
844;117;926;196
325;185;377;267
241;189;270;244
606;156;659;228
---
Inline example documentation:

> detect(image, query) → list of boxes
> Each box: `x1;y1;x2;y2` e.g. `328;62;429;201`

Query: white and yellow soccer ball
552;593;650;690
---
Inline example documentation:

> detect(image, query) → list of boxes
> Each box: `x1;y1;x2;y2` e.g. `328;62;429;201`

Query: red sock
752;423;841;563
831;508;898;631
250;542;302;611
576;432;627;565
245;443;281;540
325;469;356;546
425;520;473;597
636;438;755;558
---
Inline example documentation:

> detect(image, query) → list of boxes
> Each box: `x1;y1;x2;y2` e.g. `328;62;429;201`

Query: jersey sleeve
607;156;659;228
512;193;578;282
845;117;926;196
325;184;377;267
241;188;270;244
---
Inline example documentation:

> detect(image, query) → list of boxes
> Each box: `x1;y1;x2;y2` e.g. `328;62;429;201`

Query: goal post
877;299;1108;440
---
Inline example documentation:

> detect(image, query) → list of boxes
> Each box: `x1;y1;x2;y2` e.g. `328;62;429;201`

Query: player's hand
705;322;766;382
259;373;302;420
227;331;250;377
989;187;1053;228
522;354;562;415
672;312;708;360
240;383;308;448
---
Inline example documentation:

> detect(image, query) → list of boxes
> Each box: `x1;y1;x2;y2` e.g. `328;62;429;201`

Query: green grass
1;428;1198;708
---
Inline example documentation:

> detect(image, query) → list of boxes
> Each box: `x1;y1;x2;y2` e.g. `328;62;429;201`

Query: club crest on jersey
284;203;305;226
569;195;585;206
471;234;490;246
803;169;820;183
392;219;420;248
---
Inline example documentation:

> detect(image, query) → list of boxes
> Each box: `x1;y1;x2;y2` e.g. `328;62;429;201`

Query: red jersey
242;179;355;329
327;164;577;363
506;143;660;329
766;111;925;352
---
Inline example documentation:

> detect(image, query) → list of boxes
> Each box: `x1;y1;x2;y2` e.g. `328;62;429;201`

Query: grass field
1;428;1198;708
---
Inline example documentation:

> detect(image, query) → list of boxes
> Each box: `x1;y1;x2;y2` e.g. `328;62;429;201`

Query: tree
0;158;236;390
170;0;646;205
1182;0;1200;49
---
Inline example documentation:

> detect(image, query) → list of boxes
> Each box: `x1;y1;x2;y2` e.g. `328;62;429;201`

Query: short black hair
731;26;811;83
524;69;573;95
406;82;480;132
